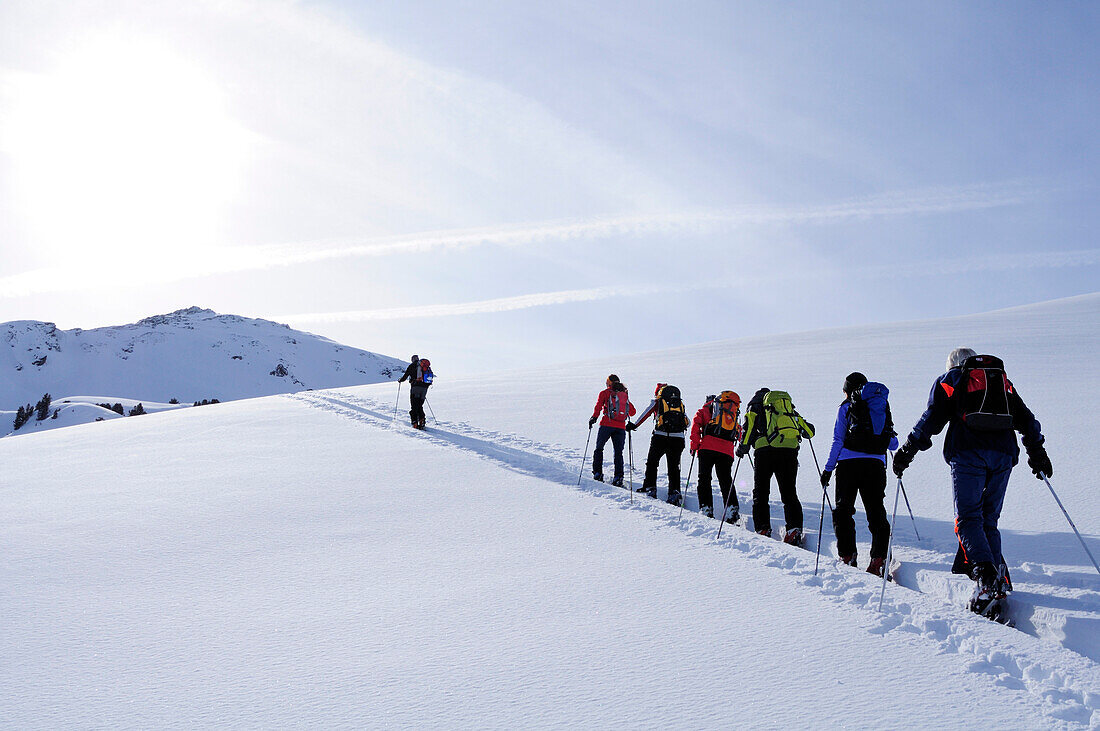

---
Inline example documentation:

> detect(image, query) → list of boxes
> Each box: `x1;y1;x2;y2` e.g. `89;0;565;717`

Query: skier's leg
776;449;803;532
592;426;612;479
666;437;684;497
610;428;626;482
716;452;736;515
643;436;663;488
950;455;996;567
981;453;1013;568
859;459;891;559
752;447;775;533
696;450;715;513
832;460;859;558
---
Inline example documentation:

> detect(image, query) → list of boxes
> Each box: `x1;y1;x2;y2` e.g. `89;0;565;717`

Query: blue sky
0;1;1096;372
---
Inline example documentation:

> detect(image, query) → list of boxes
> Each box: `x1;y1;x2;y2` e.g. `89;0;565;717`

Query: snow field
3;393;1096;728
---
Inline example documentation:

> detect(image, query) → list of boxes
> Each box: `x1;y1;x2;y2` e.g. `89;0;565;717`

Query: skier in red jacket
589;374;636;487
690;391;742;521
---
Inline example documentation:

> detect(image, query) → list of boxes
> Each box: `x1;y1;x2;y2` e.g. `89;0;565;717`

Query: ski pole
628;430;634;504
889;450;921;541
899;480;921;542
878;477;903;611
577;426;594;486
425;398;437;423
806;436;834;511
813;479;830;576
679;451;696;521
716;456;743;540
392;382;402;421
1040;473;1100;576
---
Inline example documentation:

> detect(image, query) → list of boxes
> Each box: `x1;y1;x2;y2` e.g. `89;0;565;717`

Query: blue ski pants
593;425;626;480
949;449;1014;568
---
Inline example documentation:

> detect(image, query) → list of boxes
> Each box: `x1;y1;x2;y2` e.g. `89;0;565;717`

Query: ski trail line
287;389;1100;729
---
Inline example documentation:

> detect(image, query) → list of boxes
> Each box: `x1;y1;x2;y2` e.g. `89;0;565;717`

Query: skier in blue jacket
893;348;1051;612
820;372;898;577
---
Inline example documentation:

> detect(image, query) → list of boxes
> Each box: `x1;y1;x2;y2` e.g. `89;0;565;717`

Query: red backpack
605;386;630;422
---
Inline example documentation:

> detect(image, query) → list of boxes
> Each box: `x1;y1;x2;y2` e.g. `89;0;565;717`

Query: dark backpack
958;355;1013;431
655;385;688;433
843;382;895;454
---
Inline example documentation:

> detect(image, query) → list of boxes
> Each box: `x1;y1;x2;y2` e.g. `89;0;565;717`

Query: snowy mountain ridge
0;306;405;413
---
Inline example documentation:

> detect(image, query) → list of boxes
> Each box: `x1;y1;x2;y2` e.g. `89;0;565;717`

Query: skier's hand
588;416;597;428
892;442;916;477
625;421;637;432
1027;446;1052;480
801;421;815;438
735;443;749;458
820;469;831;488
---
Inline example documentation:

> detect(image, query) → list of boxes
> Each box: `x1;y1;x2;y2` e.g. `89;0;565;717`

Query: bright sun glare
3;34;250;268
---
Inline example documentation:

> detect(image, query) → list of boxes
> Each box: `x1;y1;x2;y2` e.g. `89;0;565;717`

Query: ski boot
866;557;886;578
641;485;657;498
592;473;604;483
610;476;624;488
968;562;998;615
756;527;773;538
783;528;804;547
666;490;683;507
723;506;739;524
839;553;858;567
699;505;714;518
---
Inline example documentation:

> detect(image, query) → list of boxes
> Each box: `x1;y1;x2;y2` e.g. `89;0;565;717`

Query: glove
892;442;916;478
735;443;749;458
1027;446;1052;480
588;416;597;428
625;421;637;432
801;421;815;438
820;469;831;488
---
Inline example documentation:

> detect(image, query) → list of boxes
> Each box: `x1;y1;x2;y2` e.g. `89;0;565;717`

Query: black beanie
843;372;868;395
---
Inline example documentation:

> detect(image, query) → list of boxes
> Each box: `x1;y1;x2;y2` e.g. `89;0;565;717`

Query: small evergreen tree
13;406;26;430
35;393;52;421
112;403;124;415
129;403;145;416
51;408;59;420
169;398;179;404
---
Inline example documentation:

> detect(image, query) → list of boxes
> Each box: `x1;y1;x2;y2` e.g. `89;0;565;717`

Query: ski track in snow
290;389;1100;729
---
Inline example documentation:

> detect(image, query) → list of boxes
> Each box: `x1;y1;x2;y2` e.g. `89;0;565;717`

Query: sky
0;0;1097;373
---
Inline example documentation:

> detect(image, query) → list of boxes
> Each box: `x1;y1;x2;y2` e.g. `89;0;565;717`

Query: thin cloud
276;246;1100;324
0;181;1046;300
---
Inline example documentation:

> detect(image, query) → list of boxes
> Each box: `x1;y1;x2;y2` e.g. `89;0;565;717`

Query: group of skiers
587;348;1052;615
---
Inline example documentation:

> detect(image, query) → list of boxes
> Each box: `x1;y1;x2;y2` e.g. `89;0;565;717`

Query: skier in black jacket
398;355;433;429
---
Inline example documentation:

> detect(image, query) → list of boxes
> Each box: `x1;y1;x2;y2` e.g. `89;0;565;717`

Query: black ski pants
751;446;802;533
832;458;891;559
593;425;626;480
644;434;684;493
409;385;428;424
697;449;737;514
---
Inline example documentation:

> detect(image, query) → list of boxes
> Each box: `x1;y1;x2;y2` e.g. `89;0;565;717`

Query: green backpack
762;390;802;448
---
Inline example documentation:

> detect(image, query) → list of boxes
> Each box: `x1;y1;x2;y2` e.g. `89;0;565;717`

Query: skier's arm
1009;386;1044;451
690;409;705;452
906;376;954;451
634;399;657;427
824;404;847;472
591;391;607;421
740;410;759;447
796;413;815;439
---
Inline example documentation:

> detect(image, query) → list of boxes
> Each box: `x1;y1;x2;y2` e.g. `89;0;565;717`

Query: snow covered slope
353;293;1100;660
0;306;405;409
3;295;1098;728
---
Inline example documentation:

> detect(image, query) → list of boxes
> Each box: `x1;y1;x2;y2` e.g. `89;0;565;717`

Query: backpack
762;390;802;447
418;359;434;386
843;382;895;454
958;355;1013;431
654;385;688;433
704;390;741;441
606;385;630;422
